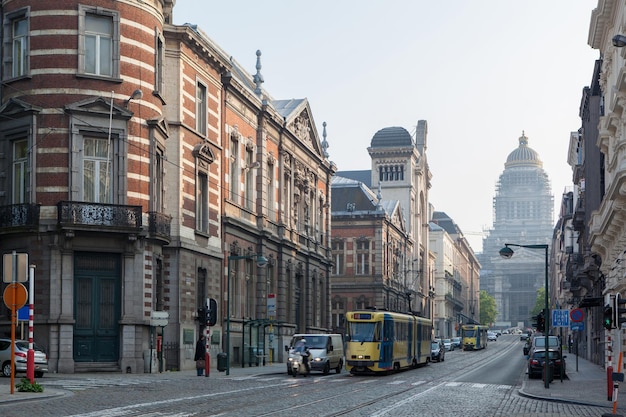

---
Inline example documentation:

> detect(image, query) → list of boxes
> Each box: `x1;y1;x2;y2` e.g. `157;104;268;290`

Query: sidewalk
0;361;288;404
519;352;622;409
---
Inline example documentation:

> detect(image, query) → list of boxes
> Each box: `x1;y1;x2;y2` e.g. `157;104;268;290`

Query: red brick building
0;1;334;373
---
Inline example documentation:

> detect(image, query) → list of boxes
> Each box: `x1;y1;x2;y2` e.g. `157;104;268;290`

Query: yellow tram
461;324;489;350
345;309;432;374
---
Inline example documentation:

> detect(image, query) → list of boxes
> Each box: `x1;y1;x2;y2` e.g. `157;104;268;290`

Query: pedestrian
301;345;311;376
194;335;206;376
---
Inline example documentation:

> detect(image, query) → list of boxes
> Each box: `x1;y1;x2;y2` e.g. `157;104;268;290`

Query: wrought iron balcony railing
0;203;40;230
57;201;142;230
148;211;172;242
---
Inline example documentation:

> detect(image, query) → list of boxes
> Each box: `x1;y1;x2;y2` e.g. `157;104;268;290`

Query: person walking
194;335;207;376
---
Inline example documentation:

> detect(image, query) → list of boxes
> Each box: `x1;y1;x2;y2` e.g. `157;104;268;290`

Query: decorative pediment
0;97;42;117
147;117;170;139
192;141;215;164
274;98;325;159
65;96;133;120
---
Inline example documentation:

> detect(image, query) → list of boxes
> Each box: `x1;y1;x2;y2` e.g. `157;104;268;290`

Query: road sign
3;282;27;310
3;253;28;283
570;308;584;322
267;293;276;315
570;321;584;331
552;309;570;327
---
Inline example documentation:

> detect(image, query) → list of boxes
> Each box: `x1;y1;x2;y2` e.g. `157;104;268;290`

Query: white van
285;334;344;375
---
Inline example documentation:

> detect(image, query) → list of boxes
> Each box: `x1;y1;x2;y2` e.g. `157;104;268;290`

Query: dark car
528;348;566;380
430;341;445;362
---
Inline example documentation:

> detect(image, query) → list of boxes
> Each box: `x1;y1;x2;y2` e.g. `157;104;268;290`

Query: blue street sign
570;322;584;331
552;309;570;327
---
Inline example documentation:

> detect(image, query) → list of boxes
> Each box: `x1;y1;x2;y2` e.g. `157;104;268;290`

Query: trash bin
217;352;228;372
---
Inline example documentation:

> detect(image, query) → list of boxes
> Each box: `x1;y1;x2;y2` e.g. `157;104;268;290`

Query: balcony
445;293;464;311
572;195;585;231
565;253;584;281
148;211;172;243
0;203;40;232
57;201;142;234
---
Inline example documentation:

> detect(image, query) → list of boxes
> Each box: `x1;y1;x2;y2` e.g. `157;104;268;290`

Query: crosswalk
43;376;171;391
253;374;513;391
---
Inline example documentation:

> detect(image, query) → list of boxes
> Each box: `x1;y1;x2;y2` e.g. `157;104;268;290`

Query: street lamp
226;253;268;375
499;243;550;389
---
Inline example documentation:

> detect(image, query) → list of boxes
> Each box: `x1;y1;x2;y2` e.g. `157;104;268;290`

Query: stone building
334;123;433;323
478;133;554;330
430;212;481;337
585;0;626;367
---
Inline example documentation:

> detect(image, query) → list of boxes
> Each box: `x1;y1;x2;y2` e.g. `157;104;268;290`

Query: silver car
0;338;49;378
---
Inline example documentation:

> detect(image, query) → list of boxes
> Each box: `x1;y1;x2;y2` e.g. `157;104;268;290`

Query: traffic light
206;298;217;326
536;310;545;333
604;304;614;330
531;314;539;330
615;294;626;329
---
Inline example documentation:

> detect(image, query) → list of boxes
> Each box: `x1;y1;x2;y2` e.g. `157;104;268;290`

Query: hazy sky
173;1;599;253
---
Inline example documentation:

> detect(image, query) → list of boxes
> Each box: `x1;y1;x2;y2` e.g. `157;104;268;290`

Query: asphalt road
0;334;615;416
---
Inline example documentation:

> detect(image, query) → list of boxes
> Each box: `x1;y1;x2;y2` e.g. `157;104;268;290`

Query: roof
505;132;542;168
370;126;414;148
335;170;371;188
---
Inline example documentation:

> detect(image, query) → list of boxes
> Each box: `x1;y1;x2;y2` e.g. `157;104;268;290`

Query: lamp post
226;253;268;376
499;243;549;389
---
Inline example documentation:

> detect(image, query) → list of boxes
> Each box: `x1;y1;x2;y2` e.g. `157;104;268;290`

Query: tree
479;290;497;326
530;287;546;318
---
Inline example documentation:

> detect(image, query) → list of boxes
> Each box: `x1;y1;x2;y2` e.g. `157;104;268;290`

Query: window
197;267;207;308
12;139;28;204
83;137;112;203
85;14;113;76
79;7;119;78
332;241;344;275
191;142;214;234
154;32;164;96
12;17;27;77
244;148;253;210
229;135;239;202
155;258;164;311
3;9;29;79
379;165;404;182
153;149;164;212
196;172;208;232
356;240;370;275
267;162;275;220
196;82;207;135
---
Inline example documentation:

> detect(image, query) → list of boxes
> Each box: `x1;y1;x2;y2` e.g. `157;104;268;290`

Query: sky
173;1;600;253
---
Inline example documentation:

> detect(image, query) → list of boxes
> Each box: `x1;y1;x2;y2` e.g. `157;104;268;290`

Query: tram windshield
348;322;380;342
463;329;476;337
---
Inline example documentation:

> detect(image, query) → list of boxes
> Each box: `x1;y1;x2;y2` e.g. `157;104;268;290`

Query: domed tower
479;132;554;330
367;121;432;318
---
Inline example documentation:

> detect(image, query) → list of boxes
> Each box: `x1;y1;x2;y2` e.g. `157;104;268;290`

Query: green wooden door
73;253;121;362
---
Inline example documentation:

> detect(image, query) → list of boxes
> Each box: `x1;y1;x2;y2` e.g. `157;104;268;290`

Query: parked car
451;337;462;349
487;332;497;342
528;348;566;380
0;338;48;378
525;335;560;357
430;341;445;362
442;339;454;351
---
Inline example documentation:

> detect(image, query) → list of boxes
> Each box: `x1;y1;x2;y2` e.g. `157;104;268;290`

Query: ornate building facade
0;0;334;373
333;123;433;323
